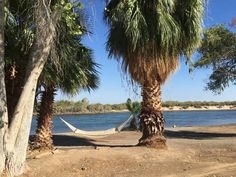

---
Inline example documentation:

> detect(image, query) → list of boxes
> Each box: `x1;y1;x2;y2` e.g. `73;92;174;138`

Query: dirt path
21;125;236;177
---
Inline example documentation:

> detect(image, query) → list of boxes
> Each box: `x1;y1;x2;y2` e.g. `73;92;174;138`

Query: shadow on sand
53;135;96;147
165;130;236;140
52;135;136;148
51;130;236;147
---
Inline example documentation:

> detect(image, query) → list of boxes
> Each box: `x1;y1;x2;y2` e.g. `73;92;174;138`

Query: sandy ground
20;124;236;177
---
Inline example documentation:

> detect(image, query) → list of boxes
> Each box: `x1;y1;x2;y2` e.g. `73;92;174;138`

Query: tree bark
0;1;59;176
5;87;36;176
138;80;166;148
32;86;55;150
0;0;9;174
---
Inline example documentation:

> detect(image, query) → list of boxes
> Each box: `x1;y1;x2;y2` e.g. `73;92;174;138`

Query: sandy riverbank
163;105;236;112
20;124;236;177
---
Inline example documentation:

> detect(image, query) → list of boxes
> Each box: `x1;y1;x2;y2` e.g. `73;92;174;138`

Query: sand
21;124;236;177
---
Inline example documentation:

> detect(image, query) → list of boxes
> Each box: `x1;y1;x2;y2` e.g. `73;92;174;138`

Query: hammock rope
60;114;135;137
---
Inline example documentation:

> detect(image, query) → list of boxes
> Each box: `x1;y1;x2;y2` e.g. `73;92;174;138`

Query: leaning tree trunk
0;1;59;176
138;80;166;148
32;86;55;150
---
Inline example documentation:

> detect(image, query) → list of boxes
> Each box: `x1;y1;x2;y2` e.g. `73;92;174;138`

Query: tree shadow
52;134;136;148
165;130;236;140
52;135;96;146
51;130;236;148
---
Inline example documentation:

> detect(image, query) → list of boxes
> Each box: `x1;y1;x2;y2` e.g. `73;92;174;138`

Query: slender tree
31;1;99;150
0;0;63;175
126;98;140;130
33;47;99;150
104;0;204;148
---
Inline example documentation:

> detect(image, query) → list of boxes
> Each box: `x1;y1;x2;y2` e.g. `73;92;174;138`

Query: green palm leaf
104;0;203;84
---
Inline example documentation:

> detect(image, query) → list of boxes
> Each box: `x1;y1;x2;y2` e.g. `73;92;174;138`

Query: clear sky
56;0;236;104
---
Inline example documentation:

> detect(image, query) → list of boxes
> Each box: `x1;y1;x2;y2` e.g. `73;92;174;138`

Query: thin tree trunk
33;86;55;150
138;80;166;148
4;87;36;176
5;24;56;177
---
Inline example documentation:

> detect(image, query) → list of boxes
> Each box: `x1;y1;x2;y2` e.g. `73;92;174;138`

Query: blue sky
56;0;236;104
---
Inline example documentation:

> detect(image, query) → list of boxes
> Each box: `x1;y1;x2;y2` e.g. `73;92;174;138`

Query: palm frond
104;0;204;84
38;0;100;95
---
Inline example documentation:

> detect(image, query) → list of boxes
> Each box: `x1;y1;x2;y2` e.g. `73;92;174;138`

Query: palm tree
32;2;99;150
126;98;140;130
104;0;204;148
33;46;99;150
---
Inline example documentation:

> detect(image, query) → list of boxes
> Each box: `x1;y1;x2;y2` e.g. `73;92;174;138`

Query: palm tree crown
104;0;204;84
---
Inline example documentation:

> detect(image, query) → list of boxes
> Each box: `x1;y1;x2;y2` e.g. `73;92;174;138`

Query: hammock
60;114;134;137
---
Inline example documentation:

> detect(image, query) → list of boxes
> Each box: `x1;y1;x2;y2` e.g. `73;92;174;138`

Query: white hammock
60;114;134;137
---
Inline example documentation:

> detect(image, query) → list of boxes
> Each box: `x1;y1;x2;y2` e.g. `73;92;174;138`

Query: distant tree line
52;98;127;114
45;99;236;114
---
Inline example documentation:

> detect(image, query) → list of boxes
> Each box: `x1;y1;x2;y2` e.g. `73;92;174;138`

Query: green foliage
87;104;105;112
49;100;236;114
4;1;38;118
126;98;141;115
4;0;99;96
38;0;100;95
104;0;204;84
111;103;127;110
53;0;84;35
4;0;99;120
53;99;127;114
125;98;140;130
194;25;236;93
4;0;35;67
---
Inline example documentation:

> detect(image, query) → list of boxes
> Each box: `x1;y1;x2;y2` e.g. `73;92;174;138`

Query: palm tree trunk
138;81;166;148
33;86;55;150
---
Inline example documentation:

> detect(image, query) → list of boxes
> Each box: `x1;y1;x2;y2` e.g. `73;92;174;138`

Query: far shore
162;105;236;112
49;105;236;116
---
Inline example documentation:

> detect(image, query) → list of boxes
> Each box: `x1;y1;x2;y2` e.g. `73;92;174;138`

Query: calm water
30;110;236;134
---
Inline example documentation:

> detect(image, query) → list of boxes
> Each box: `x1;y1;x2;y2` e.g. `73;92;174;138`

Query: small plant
126;98;141;130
